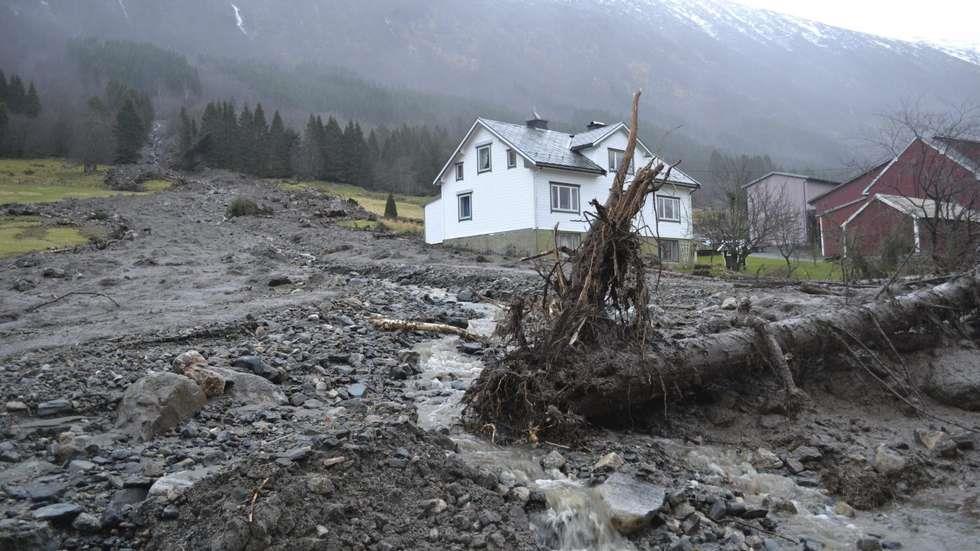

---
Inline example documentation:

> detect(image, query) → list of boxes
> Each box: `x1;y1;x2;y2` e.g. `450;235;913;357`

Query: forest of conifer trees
178;101;451;195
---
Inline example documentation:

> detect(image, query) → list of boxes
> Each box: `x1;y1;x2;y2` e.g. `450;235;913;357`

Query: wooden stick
23;291;120;313
369;316;484;342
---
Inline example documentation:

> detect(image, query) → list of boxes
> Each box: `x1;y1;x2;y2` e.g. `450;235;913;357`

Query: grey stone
594;451;625;471
36;400;72;417
872;445;906;475
0;459;58;485
71;513;101;533
924;349;980;411
101;487;148;528
7;481;66;502
208;367;287;405
116;373;207;441
540;450;566;470
231;355;285;384
32;502;82;522
148;467;218;500
596;472;666;534
347;383;367;398
721;297;738;310
0;519;57;551
857;537;883;551
5;401;28;412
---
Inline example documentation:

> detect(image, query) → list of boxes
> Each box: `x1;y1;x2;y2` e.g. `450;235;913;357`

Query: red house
810;136;980;258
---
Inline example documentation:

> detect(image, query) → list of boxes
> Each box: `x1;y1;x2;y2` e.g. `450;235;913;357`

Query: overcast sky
729;0;980;48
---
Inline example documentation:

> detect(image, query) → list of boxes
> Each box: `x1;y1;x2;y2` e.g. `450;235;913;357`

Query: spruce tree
267;110;291;178
24;82;41;118
0;70;7;105
7;75;25;113
113;98;144;163
384;192;398;219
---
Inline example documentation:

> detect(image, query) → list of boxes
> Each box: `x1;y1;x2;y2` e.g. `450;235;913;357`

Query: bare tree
699;159;798;272
871;101;980;271
769;193;803;276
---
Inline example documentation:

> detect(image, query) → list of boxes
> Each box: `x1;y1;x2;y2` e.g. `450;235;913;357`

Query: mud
1;173;978;550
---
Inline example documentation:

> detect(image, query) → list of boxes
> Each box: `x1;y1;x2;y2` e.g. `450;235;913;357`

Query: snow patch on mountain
117;0;130;21
230;2;247;36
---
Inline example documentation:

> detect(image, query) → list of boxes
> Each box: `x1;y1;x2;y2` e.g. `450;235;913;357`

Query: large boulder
596;472;666;534
924;349;980;411
208;367;287;405
116;373;207;440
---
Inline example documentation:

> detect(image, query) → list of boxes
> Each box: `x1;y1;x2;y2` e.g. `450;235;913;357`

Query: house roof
843;193;979;227
808;161;891;207
930;136;980;178
743;171;841;190
479;119;606;175
432;118;701;188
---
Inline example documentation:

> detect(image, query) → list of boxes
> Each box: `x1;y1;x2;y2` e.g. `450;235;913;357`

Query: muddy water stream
409;299;980;550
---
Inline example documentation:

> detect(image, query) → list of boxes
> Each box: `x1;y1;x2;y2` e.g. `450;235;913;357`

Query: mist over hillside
2;0;979;178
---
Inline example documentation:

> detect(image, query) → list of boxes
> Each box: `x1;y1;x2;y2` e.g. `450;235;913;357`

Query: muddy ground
1;173;978;550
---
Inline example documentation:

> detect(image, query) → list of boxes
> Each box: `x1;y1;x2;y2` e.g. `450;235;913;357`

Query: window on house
608;149;634;174
658;239;680;262
477;144;492;173
507;148;517;169
458;192;472;221
556;231;581;251
455;162;464;181
656;195;681;222
550;183;580;213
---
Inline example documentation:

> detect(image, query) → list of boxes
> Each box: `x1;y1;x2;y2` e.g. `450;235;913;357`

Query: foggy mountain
3;0;979;171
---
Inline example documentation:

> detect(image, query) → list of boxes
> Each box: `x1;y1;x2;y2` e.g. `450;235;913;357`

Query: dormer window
477;143;492;173
608;149;634;175
507;149;517;169
455;162;464;181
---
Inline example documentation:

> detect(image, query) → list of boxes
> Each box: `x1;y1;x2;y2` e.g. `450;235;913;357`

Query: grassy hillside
280;180;430;235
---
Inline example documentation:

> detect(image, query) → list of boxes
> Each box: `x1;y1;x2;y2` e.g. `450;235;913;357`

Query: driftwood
369;316;484;342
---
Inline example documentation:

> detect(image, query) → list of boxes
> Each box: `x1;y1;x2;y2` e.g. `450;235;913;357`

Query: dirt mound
140;423;536;551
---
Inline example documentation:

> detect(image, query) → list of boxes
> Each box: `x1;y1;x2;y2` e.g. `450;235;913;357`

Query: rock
708;499;727;521
785;458;805;474
540;450;566;470
0;459;58;485
5;401;28;412
857;537;883;551
173;350;207;371
913;429;949;450
347;383;367;398
456;289;476;302
116;373;207;441
207;367;288;405
12;278;36;292
68;460;96;474
42;267;67;279
508;486;531;505
0;519;57;551
181;365;226;398
923;350;980;411
71;513;101;533
423;498;448;515
283;446;312;462
594;452;625;471
36;399;72;417
161;505;180;520
753;448;783;469
32;502;82;523
231;355;285;384
596;472;666;534
834;501;856;518
268;275;292;287
6;481;66;502
872;445;906;475
101;488;147;527
148;468;217;500
793;445;822;462
765;497;798;515
721;297;738;310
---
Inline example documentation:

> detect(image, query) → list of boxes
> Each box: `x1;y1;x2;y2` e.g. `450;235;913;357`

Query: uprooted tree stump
461;92;980;441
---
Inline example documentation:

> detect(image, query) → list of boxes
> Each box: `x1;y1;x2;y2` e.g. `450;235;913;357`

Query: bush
226;197;270;218
384;193;398;219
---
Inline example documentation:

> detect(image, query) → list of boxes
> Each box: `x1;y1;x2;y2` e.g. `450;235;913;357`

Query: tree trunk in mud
567;270;979;419
464;269;979;431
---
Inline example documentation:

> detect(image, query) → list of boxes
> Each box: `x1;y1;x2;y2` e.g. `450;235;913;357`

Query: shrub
384;193;398;219
226;197;270;218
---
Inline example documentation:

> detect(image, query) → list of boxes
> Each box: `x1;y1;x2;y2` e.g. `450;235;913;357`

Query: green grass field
0;159;171;257
279;179;430;235
689;253;842;281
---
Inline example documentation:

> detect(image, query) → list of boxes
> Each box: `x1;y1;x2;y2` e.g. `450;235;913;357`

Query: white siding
424;199;443;244
533;127;695;240
435;126;536;241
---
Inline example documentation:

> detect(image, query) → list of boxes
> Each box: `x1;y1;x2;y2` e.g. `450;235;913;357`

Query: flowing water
410;297;980;550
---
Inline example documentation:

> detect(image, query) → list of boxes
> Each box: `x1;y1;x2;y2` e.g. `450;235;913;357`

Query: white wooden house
423;116;701;262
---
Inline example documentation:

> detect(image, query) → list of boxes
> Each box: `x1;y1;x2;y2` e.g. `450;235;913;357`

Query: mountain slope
2;0;978;169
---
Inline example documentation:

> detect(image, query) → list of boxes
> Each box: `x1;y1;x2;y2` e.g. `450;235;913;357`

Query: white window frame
457;192;472;221
455;162;464;181
550;182;580;213
476;143;492;173
506;148;517;169
656;195;681;223
608;148;634;175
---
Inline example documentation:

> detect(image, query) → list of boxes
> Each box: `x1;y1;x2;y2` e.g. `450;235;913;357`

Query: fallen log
464;267;979;432
369;316;484;342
